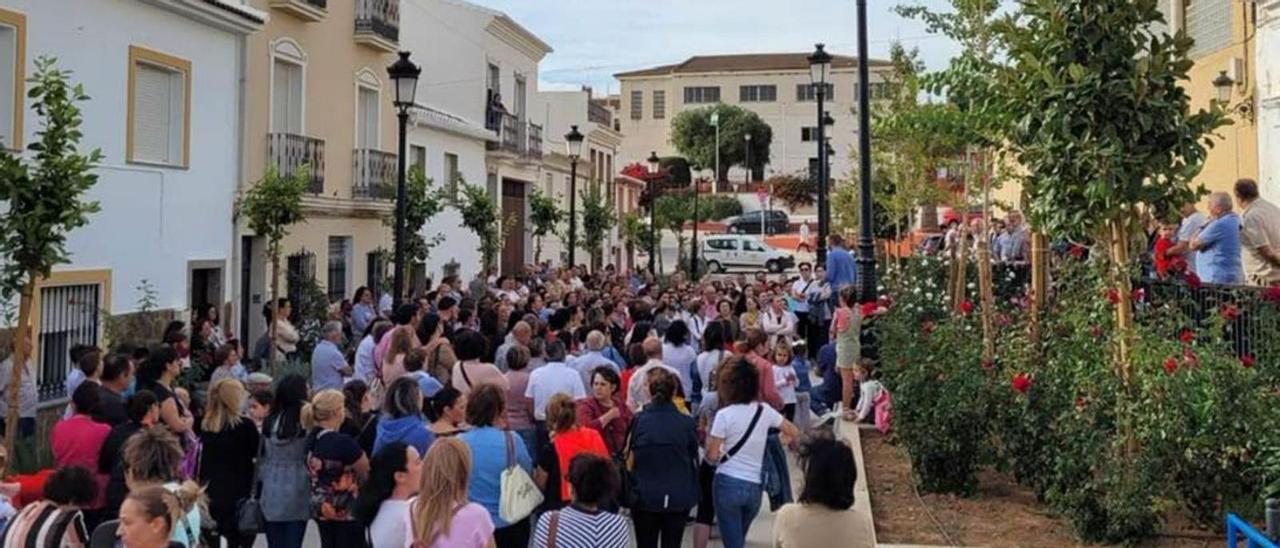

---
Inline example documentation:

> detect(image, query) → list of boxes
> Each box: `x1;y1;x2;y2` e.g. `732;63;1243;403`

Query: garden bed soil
861;429;1219;547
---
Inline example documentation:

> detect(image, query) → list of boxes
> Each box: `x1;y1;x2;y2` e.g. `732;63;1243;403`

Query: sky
473;0;964;96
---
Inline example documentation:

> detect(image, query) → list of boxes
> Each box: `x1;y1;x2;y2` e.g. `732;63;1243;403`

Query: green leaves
457;182;504;272
0;56;102;300
578;184;614;268
385;167;445;266
240;164;308;249
669;104;773;178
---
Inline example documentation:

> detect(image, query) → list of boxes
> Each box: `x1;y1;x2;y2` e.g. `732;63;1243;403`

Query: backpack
873;387;893;434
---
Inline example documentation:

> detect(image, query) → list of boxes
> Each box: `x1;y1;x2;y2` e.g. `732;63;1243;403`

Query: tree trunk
269;250;280;371
1109;219;1134;385
534;236;542;265
4;276;35;459
977;168;996;361
952;224;970;314
1029;231;1049;341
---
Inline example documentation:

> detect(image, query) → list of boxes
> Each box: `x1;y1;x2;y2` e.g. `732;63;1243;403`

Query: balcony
268;133;325;194
354;0;399;52
269;0;327;22
352;149;397;199
589;102;612;127
527;122;543;159
488;111;521;154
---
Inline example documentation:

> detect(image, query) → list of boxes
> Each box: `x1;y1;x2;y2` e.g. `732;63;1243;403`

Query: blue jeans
713;474;763;548
264;520;307;548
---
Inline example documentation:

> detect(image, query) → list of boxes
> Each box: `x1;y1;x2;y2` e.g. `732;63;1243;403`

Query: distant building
614;52;893;185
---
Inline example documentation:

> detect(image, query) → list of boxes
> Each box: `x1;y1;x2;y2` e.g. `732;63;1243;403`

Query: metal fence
1140;278;1278;359
37;283;101;402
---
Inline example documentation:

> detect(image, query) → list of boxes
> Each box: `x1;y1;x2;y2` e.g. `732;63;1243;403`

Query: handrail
1227;513;1278;548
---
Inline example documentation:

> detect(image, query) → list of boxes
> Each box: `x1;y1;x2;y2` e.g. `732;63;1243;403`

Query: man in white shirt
681;300;707;349
627;337;683;412
1234;178;1280;286
525;339;587;422
761;296;796;345
569;331;617;387
1171;203;1207;274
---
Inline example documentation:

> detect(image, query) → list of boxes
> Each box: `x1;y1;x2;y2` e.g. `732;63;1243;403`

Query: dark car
727;210;790;235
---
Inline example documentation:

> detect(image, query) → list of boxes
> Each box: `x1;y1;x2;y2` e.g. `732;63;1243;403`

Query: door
741;238;769;267
500;179;527;275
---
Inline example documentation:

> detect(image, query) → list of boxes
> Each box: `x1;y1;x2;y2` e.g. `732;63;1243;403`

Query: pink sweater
51;414;110;509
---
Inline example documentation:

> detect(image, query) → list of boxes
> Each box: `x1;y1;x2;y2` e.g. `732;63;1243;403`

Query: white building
401;0;553;278
1259;0;1280;200
615;52;893;184
0;0;262;402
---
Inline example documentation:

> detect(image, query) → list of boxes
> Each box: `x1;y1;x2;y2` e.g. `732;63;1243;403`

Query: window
801;127;819;142
514;75;526;118
128;46;190;167
0;8;25;150
707;238;738;251
545;172;554;196
743;239;767;252
868;82;892;101
809;157;820;180
739;85;776;103
327;236;351;302
444;152;459;202
630;90;643;120
652;90;665;119
366;250;387;296
796;83;834;102
1185;0;1231;58
487;63;500;96
410;145;426;174
356;85;379;149
683;86;720;104
272;59;304;133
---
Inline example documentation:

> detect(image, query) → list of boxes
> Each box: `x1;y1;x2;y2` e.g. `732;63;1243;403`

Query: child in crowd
852;359;885;424
832;286;862;421
772;342;798;422
1153;220;1185;279
790;340;813;432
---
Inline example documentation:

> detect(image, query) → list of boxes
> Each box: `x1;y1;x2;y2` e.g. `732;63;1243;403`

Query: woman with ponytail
258;374;312;548
197;378;259;548
425;386;467;437
304;389;369;548
404;437;494;548
121;427;206;548
117;485;187;548
352;442;421;547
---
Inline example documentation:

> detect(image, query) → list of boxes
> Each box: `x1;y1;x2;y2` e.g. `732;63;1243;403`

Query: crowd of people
0;233;886;548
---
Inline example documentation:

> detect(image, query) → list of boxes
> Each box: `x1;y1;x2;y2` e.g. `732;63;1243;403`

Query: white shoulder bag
498;430;542;523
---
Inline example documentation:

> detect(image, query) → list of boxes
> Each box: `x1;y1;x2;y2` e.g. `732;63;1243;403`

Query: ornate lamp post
387;51;421;307
565;125;584;267
855;0;877;302
647;151;661;274
808;43;832;264
690;163;701;278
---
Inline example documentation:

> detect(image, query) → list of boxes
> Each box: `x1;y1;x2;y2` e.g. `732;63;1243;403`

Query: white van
700;234;797;273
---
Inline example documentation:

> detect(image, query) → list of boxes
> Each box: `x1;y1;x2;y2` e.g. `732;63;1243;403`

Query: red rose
921;321;935;335
1105;288;1121;304
1241;354;1256;368
1090;325;1104;338
995;313;1011;328
1264;286;1280;303
861;302;878;317
981;358;995;371
1179;329;1195;344
1185;271;1202;289
1011;372;1032;394
1075;396;1089;411
1163;357;1178;375
1069;244;1085;259
1183;348;1200;368
1221;304;1241;321
1131;288;1145;303
960;300;974;314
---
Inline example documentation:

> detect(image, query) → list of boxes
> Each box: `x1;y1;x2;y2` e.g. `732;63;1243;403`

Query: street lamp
565;125;584;268
1213;70;1234;104
744;132;753;190
387;50;421;307
855;1;877;302
809;42;832;264
711;110;721;195
647;151;661;275
690;163;701;279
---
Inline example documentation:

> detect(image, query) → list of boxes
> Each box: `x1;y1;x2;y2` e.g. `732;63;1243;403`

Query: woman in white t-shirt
353;442;423;547
705;356;799;548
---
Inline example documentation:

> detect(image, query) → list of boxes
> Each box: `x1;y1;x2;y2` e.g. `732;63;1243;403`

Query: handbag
498;430;542;523
615;417;638;508
235;433;266;535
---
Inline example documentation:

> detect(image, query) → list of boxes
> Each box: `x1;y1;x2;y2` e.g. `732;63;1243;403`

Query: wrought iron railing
527;122;543;158
267;133;325;193
498;112;520;153
1141;278;1280;360
37;283;101;402
589;102;612;126
352;149;397;199
355;0;399;44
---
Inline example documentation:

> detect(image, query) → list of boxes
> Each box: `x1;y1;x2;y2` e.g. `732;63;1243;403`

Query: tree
0;58;102;456
996;0;1226;381
457;182;505;274
579;184;615;271
620;212;649;268
241;164;309;368
767;174;817;210
529;187;563;264
384;167;444;298
670;104;773;182
655;194;693;273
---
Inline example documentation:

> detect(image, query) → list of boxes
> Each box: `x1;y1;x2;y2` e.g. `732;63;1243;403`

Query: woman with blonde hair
304;389;370;548
382;327;416;386
403;437;494;548
121;427;206;548
198;378;260;548
116;485;186;548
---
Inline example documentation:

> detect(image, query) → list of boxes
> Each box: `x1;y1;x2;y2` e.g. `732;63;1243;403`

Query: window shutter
0;26;16;148
133;63;173;163
358;87;378;149
273;60;303;134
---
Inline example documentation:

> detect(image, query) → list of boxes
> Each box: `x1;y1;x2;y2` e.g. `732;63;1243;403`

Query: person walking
629;369;699;548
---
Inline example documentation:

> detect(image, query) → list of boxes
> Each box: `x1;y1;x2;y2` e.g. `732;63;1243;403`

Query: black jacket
629;401;700;512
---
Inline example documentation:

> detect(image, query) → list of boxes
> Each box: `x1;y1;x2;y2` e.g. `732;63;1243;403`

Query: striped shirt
1;500;89;548
531;506;631;548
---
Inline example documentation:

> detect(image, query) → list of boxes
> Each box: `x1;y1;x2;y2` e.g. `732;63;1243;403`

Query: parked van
700;234;796;273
